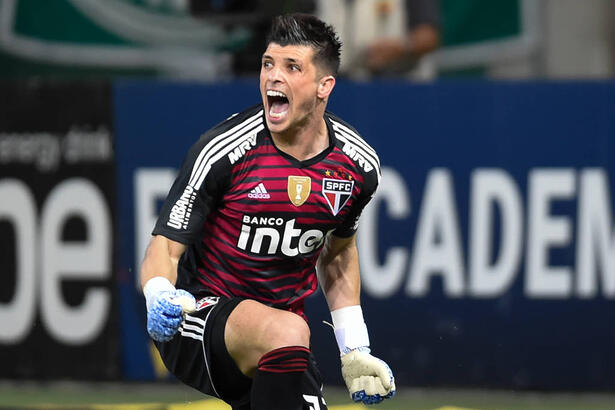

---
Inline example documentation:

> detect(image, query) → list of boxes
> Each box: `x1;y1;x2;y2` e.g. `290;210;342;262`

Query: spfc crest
322;178;354;215
288;176;311;206
196;296;219;311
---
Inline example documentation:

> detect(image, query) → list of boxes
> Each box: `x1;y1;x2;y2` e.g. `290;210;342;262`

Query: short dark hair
266;13;342;76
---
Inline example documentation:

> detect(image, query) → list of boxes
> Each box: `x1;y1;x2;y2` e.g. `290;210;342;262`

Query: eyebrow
262;54;301;64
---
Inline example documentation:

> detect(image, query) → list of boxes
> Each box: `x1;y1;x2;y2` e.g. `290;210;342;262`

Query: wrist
331;305;370;354
143;276;175;310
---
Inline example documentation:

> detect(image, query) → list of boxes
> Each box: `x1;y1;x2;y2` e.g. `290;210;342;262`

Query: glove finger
390;379;397;394
373;359;393;390
147;324;170;342
163;323;180;337
162;314;183;328
159;298;184;317
343;354;393;391
169;290;196;312
148;321;180;341
173;289;195;299
152;333;173;342
364;394;384;405
353;375;386;396
151;295;183;315
384;387;396;399
342;351;393;389
350;390;363;403
150;313;182;330
366;376;386;396
351;389;383;405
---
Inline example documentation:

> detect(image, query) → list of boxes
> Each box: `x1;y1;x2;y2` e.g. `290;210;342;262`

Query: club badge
322;178;354;215
287;176;311;206
196;296;219;311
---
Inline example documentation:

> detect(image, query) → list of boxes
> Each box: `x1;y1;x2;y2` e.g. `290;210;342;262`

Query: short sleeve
152;136;225;244
333;177;379;238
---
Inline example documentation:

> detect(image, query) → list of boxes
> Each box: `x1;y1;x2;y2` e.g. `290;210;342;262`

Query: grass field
2;382;615;410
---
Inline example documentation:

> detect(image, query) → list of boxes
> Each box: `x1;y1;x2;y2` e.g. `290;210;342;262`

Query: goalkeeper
141;13;395;410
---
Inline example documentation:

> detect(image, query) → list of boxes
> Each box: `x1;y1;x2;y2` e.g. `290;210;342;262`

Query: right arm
140;235;187;289
141;113;237;340
141;235;193;342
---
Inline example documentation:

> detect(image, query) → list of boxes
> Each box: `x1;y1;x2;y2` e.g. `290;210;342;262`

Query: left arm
317;234;361;312
317;234;396;404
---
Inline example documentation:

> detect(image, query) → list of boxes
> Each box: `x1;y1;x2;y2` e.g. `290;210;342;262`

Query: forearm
140;235;184;289
317;235;361;311
319;239;395;403
140;235;194;342
318;235;371;356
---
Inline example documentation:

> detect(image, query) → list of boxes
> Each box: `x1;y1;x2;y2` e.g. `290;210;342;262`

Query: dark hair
266;13;342;76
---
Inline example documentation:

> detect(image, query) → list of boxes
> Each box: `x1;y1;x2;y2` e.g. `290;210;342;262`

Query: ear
317;75;336;100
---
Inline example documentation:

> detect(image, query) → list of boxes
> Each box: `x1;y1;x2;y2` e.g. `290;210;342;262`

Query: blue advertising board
114;79;615;389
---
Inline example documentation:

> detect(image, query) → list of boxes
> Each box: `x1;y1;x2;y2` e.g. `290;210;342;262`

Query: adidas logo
248;182;271;199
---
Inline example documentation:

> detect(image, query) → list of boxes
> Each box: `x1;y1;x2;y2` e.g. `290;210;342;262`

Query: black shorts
155;296;329;410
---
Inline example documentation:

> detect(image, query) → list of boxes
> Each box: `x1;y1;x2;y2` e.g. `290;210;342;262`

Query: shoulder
198;104;265;146
326;111;381;183
184;104;265;189
188;104;265;164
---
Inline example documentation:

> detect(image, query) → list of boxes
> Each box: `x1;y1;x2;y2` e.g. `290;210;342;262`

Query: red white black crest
322;178;354;215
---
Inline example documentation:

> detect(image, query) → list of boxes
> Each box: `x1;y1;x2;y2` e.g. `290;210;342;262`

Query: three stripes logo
330;118;381;184
178;314;205;341
168;111;263;230
248;182;271;199
188;110;264;190
179;297;220;341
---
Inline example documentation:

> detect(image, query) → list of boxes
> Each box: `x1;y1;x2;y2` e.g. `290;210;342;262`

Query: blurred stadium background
2;0;615;409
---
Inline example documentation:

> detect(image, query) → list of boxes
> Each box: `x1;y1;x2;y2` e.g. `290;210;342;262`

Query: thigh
225;299;310;377
209;300;328;410
157;295;328;410
207;297;253;408
155;295;251;405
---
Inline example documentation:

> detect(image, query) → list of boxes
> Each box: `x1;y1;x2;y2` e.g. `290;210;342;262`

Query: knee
225;300;310;355
224;300;311;377
264;310;310;350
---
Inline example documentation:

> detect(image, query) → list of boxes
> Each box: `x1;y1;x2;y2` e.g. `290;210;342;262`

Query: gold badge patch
287;176;311;206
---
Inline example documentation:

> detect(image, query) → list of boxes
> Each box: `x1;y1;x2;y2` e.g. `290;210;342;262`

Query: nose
267;65;282;82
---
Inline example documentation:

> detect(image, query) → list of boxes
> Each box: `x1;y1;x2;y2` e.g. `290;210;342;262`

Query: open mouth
266;90;289;120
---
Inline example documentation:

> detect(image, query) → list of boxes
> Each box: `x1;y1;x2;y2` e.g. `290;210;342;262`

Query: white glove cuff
331;305;370;354
143;276;175;310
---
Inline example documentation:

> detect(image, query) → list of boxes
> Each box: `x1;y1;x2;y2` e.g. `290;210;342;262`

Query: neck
271;113;329;162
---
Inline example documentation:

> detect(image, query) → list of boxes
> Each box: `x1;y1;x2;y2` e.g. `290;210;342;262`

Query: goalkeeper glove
331;306;396;405
143;277;196;342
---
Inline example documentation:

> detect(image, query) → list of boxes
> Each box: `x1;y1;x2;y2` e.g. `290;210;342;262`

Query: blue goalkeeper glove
143;277;196;342
331;306;396;405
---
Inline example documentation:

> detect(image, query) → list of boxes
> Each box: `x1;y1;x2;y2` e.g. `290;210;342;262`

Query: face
260;43;324;135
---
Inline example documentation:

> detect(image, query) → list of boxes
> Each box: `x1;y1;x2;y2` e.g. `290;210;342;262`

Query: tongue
270;101;289;114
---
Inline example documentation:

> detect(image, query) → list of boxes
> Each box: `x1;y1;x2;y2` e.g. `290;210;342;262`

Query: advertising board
114;80;615;389
0;82;119;379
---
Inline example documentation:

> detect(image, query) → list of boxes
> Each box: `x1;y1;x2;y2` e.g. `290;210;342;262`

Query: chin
267;122;287;135
266;115;291;134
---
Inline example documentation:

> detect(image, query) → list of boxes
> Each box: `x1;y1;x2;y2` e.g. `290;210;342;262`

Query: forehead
263;43;315;63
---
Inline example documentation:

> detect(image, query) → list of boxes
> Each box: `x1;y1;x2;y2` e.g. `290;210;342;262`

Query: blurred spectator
318;0;440;80
189;0;316;76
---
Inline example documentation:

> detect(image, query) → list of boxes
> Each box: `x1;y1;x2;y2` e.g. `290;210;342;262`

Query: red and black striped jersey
153;104;381;317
